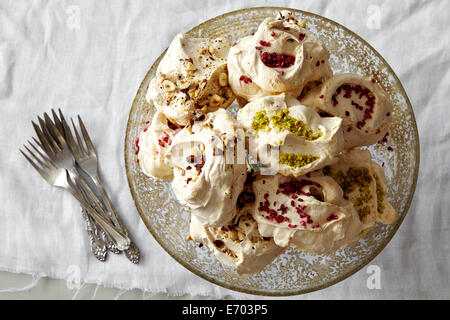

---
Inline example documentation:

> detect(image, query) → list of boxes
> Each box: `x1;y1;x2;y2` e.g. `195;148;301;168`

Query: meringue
137;110;185;180
146;33;235;126
227;10;332;102
237;93;344;177
300;73;393;148
251;172;363;254
165;109;247;227
323;148;397;228
189;204;285;275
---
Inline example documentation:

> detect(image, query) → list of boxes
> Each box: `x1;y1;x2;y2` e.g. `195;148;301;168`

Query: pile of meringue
137;11;398;275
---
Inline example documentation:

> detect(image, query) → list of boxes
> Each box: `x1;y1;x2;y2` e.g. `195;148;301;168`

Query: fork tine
78;115;96;155
71;118;88;157
32;120;55;156
27;140;57;170
32;136;43;149
23;144;50;170
58;108;67;124
51;109;65;139
38;116;61;153
62;119;81;160
44;112;67;148
20;148;49;181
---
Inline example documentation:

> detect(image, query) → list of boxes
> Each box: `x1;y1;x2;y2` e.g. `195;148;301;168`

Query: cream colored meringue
251;172;363;254
300;73;393;148
324;148;397;228
146;33;235;126
165;109;247;227
227;10;332;102
189;204;285;275
237;93;344;177
137;110;185;180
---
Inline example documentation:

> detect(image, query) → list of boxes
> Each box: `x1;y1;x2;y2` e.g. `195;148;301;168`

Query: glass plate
124;7;419;296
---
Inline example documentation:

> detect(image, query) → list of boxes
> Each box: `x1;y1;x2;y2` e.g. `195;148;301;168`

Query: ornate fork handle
69;175;130;251
77;195;130;251
94;178;140;263
81;209;107;261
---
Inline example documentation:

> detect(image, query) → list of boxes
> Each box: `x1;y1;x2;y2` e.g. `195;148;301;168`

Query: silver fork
47;110;120;254
20;140;130;251
30;135;107;261
63;113;140;264
32;113;130;251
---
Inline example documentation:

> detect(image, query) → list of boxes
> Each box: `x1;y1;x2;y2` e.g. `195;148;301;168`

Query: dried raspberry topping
331;83;377;130
259;40;271;47
162;132;170;143
261;52;295;68
298;33;306;41
271;31;276;36
327;214;338;221
239;75;252;84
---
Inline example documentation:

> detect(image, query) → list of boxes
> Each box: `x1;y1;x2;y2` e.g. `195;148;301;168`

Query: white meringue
146;33;235;126
137;110;185;180
189;205;284;275
251;171;363;254
237;93;344;177
165;109;247;227
227;10;332;102
300;73;393;148
324;148;397;228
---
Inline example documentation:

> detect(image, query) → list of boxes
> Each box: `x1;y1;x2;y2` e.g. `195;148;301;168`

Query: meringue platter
125;8;419;295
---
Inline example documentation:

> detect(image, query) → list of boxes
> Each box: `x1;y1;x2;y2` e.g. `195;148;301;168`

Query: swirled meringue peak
189;204;285;275
252;171;363;254
146;33;235;126
165;109;247;227
237;93;344;177
227;10;332;102
300;73;393;148
137;110;185;180
323;148;397;229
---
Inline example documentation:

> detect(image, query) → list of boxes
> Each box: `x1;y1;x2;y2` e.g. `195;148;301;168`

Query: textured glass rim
124;6;420;296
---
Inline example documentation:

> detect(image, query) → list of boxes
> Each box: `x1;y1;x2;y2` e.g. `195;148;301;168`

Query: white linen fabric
0;0;449;299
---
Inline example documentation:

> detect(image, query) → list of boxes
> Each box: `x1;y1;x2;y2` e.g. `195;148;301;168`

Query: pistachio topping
270;109;323;140
332;167;373;220
279;153;318;168
252;110;270;131
374;174;385;214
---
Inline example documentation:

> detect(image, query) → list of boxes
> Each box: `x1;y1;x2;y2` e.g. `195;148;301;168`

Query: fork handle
68;187;131;251
81;209;107;261
80;199;130;251
93;177;140;264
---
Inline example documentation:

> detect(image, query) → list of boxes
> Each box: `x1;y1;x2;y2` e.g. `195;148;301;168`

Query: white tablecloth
0;0;448;299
